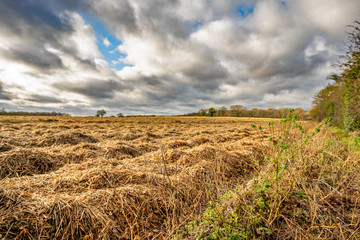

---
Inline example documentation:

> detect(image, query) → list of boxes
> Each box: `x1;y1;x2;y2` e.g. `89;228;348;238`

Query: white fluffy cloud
0;0;359;115
103;38;111;47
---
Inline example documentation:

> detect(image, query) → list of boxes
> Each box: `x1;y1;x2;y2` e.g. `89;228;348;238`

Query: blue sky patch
237;5;254;17
184;20;204;34
81;13;132;71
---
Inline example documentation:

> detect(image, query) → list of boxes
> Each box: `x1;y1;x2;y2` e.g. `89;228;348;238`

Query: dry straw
0;116;264;239
6;116;357;239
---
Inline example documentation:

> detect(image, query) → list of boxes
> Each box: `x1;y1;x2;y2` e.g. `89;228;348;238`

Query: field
0;116;272;239
1;115;360;239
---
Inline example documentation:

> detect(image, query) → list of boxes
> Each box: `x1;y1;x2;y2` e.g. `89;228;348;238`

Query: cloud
0;1;101;73
53;79;128;100
3;46;65;71
0;0;359;116
0;83;11;100
103;38;111;47
24;94;63;103
0;0;73;48
293;0;360;37
87;0;139;37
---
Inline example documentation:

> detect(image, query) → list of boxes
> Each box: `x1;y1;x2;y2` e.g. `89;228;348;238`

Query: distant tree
198;109;207;116
117;113;124;117
96;109;106;117
267;108;278;118
250;108;260;117
294;108;305;119
208;107;216;117
230;105;246;117
230;105;246;111
217;106;228;116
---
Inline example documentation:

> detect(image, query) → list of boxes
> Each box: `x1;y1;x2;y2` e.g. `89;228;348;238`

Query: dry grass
179;116;360;239
1;115;359;239
0;149;64;179
0;116;269;239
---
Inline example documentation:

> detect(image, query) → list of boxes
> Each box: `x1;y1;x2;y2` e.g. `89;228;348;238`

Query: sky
0;0;359;116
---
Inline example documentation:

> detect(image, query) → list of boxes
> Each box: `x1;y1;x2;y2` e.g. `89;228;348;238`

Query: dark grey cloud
183;63;229;92
53;79;128;100
24;94;63;104
0;0;73;40
4;46;64;70
135;0;187;38
0;84;11;100
87;0;139;36
41;0;88;12
142;76;163;86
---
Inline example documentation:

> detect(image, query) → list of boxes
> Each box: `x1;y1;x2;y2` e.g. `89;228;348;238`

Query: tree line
309;20;360;131
0;108;70;116
188;105;306;119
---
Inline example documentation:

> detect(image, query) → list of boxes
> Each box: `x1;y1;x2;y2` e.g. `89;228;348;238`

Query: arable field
1;116;360;239
0;116;273;239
